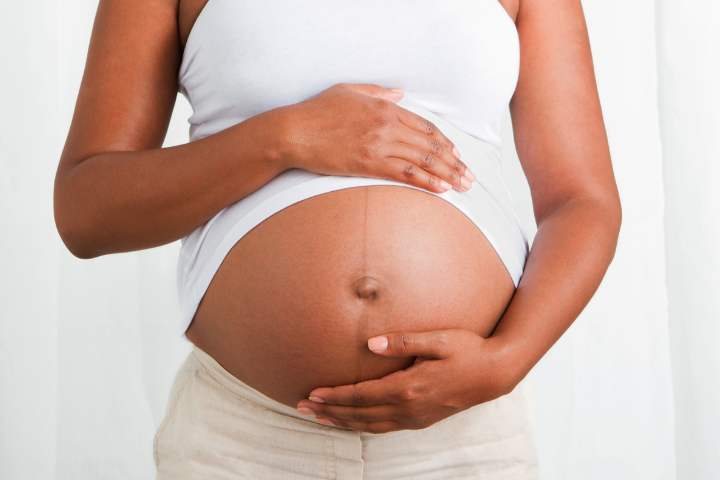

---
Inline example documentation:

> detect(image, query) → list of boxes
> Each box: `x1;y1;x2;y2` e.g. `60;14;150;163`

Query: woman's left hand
295;329;517;434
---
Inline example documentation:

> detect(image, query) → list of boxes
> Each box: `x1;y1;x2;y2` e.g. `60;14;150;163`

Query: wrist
262;103;306;172
485;334;529;395
242;105;299;174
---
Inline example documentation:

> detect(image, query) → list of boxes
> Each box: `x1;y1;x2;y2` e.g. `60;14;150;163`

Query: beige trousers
154;346;539;479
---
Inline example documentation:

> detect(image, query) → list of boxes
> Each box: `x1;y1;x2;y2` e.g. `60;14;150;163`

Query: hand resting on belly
186;83;515;408
186;185;515;408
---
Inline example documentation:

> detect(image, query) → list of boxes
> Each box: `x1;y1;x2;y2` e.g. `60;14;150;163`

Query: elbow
53;192;102;260
583;190;623;262
610;193;622;237
55;216;101;260
606;192;623;261
53;164;108;259
62;240;101;261
537;188;623;260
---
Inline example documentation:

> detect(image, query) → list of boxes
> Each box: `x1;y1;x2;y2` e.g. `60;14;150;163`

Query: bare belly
186;185;515;407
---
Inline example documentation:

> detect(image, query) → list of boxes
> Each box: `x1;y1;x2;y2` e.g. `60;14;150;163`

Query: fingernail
368;336;388;352
452;146;462;159
315;417;336;426
439;180;452;192
308;396;325;404
390;88;404;93
463;168;476;183
297;407;314;415
460;177;472;191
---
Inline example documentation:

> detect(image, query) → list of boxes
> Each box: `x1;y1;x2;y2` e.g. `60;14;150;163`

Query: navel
353;277;380;301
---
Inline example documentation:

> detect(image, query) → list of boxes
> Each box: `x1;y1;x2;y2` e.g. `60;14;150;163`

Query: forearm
491;196;622;386
54;107;290;258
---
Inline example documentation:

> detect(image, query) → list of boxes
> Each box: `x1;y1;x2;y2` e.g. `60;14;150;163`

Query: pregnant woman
54;0;621;478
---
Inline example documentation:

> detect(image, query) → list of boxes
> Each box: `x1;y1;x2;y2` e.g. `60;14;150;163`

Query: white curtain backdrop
1;0;717;478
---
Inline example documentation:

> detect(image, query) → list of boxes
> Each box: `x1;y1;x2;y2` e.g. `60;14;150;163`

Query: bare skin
188;185;515;407
298;0;623;432
180;2;517;409
54;1;472;259
54;0;621;434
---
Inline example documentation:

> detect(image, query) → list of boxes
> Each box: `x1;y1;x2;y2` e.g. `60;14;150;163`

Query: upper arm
58;0;181;172
509;0;620;223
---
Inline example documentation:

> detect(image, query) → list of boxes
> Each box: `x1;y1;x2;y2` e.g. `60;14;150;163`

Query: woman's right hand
280;83;476;193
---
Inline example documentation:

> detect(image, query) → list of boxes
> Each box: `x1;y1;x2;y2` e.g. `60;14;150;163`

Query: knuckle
429;138;442;156
364;129;384;144
375;98;393;111
365;423;380;434
435;333;451;349
371;109;392;128
359;141;381;163
407;407;433;429
426;174;436;190
357;144;372;162
403;404;419;421
351;388;366;407
420;151;436;169
399;385;418;403
402;163;417;179
397;334;414;353
403;412;424;430
372;114;391;129
351;410;367;423
423;120;435;135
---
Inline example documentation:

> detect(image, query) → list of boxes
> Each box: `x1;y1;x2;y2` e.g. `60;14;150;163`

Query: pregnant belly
186;185;516;408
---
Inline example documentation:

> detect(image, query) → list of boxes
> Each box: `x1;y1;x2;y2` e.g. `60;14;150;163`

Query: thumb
338;83;404;103
367;331;453;359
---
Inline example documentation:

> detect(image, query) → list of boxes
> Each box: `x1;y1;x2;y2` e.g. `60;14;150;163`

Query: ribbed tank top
176;0;528;335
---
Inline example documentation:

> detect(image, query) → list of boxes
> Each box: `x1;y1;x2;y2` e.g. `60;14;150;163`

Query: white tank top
175;0;528;335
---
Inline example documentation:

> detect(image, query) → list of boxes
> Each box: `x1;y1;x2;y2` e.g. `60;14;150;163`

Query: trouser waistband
191;344;320;423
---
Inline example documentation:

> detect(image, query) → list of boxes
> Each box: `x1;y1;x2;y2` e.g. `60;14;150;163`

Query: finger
308;371;407;406
395;127;475;184
315;417;401;434
388;141;473;192
334;83;404;103
394;108;460;162
368;330;456;359
381;157;454;194
297;401;395;424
